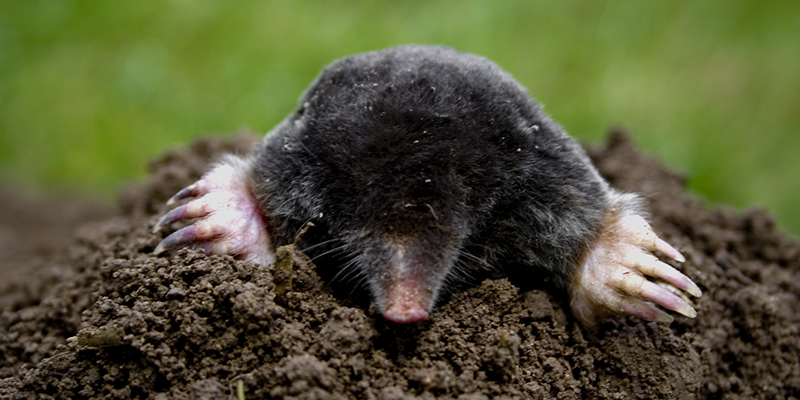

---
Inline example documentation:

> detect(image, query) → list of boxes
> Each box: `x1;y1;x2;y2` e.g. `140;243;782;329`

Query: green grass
1;1;799;236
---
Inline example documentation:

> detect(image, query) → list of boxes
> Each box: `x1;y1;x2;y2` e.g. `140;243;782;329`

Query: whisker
456;248;498;274
328;261;371;299
330;256;364;285
448;260;477;286
309;244;349;262
301;237;345;253
344;274;370;299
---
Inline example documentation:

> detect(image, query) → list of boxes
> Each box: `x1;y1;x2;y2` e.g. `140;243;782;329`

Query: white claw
617;297;674;324
617;269;697;318
568;196;702;326
655;238;685;262
631;252;702;298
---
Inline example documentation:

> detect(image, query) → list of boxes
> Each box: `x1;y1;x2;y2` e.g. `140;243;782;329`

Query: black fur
251;45;609;308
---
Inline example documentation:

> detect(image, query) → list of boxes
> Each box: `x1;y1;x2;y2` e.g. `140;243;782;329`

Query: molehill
1;130;798;399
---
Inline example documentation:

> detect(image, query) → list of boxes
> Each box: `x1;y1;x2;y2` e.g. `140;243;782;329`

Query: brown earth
1;130;798;400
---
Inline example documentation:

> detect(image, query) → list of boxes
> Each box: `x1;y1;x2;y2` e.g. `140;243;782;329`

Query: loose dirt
1;130;798;399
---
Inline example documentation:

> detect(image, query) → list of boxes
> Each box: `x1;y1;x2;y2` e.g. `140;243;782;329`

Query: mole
151;45;701;326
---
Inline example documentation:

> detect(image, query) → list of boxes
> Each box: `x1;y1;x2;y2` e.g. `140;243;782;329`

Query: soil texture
1;130;799;399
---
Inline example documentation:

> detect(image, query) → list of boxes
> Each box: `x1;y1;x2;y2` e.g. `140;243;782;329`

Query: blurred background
0;1;798;236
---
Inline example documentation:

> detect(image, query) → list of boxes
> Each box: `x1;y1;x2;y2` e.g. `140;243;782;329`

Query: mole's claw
153;204;189;233
627;214;686;262
154;225;197;255
568;198;701;326
151;158;276;266
632;252;702;298
616;297;674;324
654;238;685;262
153;194;228;234
167;184;198;206
617;273;697;319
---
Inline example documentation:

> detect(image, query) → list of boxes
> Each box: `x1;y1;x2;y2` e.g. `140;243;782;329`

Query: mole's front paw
152;156;275;266
568;204;702;326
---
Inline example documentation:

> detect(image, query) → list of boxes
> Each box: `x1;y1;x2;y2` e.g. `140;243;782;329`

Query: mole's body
153;46;701;326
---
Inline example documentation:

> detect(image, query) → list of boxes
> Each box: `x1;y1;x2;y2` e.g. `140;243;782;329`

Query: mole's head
256;100;515;323
253;46;531;323
282;118;479;323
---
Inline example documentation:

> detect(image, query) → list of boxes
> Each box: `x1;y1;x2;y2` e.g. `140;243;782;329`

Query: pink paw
152;156;275;266
569;200;702;326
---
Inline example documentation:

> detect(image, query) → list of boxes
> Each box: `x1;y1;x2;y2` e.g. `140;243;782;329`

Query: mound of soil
1;130;798;400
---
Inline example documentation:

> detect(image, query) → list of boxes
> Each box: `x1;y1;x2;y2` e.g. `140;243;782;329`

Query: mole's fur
153;46;701;325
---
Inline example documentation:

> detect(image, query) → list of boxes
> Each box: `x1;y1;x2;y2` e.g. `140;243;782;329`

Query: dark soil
1;130;798;400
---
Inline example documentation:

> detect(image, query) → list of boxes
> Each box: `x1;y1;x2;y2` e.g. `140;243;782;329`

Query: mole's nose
383;303;429;324
379;258;434;324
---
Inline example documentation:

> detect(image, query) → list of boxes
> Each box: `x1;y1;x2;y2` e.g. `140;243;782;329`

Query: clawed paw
151;157;275;266
569;210;702;326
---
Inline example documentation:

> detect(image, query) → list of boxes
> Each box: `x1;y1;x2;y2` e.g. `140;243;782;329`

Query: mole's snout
371;242;450;324
382;274;433;324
